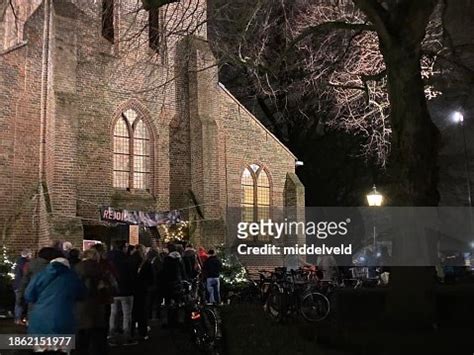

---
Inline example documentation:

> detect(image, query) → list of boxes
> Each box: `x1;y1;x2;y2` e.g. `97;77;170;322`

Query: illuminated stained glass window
241;164;272;241
241;168;254;223
133;120;151;189
113;109;152;190
257;170;270;220
113;117;130;188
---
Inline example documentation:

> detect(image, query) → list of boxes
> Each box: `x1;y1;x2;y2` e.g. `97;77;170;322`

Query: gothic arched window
113;109;152;190
241;164;272;237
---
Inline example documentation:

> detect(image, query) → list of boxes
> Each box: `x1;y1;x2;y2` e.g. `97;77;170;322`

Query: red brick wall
0;4;46;253
0;0;304;258
180;38;305;255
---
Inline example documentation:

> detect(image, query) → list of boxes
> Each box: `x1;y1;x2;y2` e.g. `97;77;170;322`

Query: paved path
110;320;196;355
0;319;196;355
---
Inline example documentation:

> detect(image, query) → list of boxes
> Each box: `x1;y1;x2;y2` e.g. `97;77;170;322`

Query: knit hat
50;257;71;268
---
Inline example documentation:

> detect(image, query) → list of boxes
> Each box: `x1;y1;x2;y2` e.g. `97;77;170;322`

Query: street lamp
453;111;464;124
367;185;383;207
452;111;472;207
367;185;383;251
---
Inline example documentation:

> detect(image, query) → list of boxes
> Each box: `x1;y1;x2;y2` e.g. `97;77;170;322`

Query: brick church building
0;0;304;263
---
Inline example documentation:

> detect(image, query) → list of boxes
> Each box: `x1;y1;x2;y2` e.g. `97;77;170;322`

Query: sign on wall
129;225;140;246
83;240;101;251
100;207;182;227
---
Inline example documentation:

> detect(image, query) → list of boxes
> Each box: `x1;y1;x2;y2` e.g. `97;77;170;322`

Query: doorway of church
83;223;159;250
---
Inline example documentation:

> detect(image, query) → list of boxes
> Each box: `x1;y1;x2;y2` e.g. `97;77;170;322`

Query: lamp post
453;112;474;259
453;111;472;207
367;185;383;251
367;185;383;207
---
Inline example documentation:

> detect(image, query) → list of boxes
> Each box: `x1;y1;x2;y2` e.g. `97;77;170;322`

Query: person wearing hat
25;257;86;353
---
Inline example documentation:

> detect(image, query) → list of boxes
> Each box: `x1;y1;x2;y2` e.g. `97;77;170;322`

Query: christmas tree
0;244;15;280
216;245;249;300
0;244;15;316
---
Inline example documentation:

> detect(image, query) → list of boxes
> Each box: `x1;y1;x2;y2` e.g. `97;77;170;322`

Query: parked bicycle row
226;263;394;324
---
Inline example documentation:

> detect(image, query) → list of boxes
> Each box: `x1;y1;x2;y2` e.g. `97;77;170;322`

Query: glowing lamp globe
453;111;464;124
367;185;383;207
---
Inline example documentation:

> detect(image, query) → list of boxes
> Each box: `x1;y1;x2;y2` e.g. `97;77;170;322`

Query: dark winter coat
162;252;186;284
136;258;154;291
203;256;222;278
68;256;81;269
183;249;198;280
106;250;135;296
150;252;167;288
18;257;49;301
25;261;86;334
74;260;107;329
13;256;29;290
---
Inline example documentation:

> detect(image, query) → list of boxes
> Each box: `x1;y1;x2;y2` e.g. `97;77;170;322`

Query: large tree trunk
383;45;439;327
384;45;440;206
355;1;440;206
355;0;439;328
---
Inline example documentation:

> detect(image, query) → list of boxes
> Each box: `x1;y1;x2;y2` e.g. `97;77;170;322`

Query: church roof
218;82;297;160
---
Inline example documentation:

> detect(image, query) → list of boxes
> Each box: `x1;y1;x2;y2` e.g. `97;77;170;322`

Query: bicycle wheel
202;307;220;340
265;284;285;322
300;291;330;322
259;281;271;304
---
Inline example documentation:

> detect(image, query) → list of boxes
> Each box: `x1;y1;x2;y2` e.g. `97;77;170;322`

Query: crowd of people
12;239;222;355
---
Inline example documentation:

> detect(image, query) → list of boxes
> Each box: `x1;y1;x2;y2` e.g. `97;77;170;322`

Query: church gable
0;0;304;255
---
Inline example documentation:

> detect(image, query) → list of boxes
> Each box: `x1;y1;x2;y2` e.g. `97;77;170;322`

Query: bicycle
178;278;222;355
264;268;330;323
343;267;384;289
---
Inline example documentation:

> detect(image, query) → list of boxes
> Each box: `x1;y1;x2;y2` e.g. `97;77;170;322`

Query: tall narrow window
113;109;152;190
241;168;255;223
133;120;151;189
149;7;160;52
102;0;114;43
241;164;272;241
257;170;270;220
113;116;130;189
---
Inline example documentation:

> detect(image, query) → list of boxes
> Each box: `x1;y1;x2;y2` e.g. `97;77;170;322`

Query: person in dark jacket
25;257;86;353
162;245;186;292
183;244;199;281
91;243;117;338
68;248;81;269
106;241;136;345
145;245;159;320
203;249;222;304
75;248;109;355
13;249;31;324
130;245;153;339
18;247;63;319
92;243;117;304
162;244;186;326
148;247;167;321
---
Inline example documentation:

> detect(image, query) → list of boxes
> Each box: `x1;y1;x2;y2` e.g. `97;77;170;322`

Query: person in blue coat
25;257;86;336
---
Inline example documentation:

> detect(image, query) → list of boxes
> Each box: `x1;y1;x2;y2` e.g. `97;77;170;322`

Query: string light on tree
217;245;249;287
1;245;16;280
163;220;190;242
